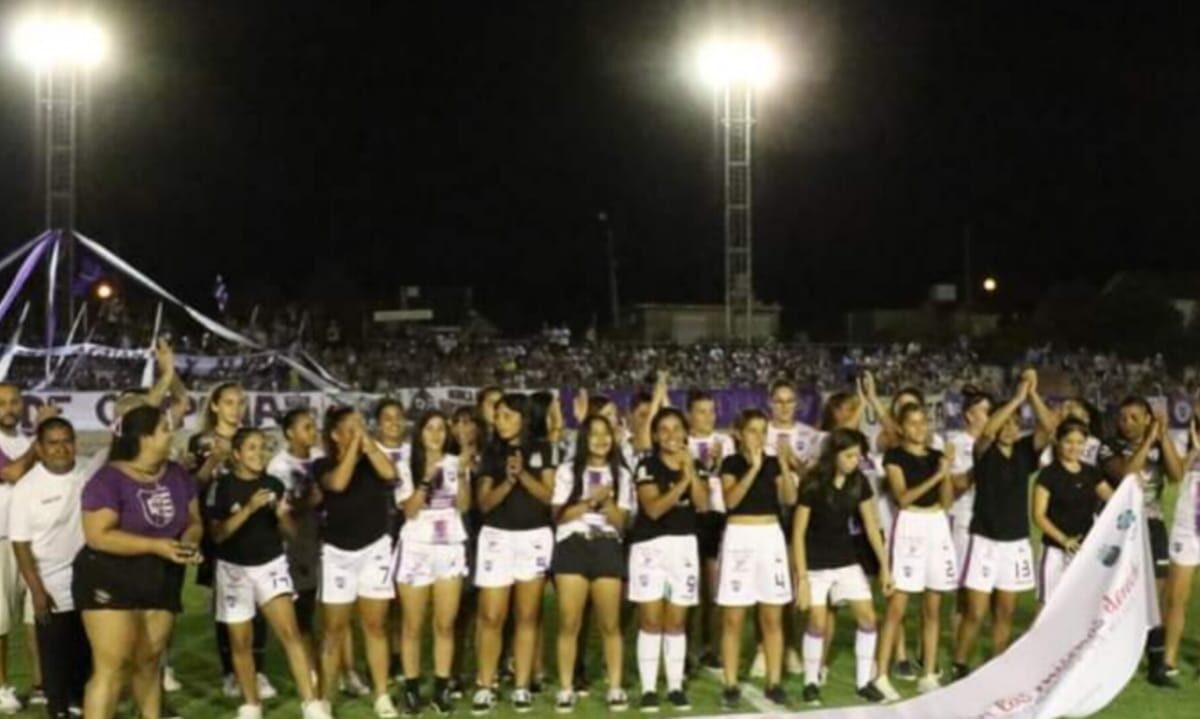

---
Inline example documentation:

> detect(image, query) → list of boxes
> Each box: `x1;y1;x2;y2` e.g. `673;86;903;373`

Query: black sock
1147;626;1166;672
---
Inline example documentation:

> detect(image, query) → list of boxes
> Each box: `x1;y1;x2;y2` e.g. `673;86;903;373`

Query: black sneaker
1148;668;1180;689
857;683;887;704
765;685;788;707
639;691;660;713
432;686;454;715
802;683;821;706
447;677;465;700
721;686;740;710
700;651;722;670
471;688;496;716
511;688;533;713
893;659;919;682
951;663;971;682
666;690;690;710
402;682;422;716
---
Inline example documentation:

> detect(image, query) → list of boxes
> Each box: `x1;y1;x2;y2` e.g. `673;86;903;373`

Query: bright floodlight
696;39;779;89
983;277;998;293
12;15;108;69
94;280;114;300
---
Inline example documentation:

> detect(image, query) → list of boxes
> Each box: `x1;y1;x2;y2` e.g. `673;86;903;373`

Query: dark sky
1;1;1199;336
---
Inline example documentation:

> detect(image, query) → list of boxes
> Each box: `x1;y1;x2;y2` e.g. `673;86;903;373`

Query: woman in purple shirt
72;405;203;719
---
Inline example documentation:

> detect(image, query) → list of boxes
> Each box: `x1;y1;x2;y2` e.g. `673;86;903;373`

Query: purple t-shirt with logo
81;462;197;539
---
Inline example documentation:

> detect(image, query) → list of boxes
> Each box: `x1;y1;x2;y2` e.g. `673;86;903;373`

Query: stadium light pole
11;13;108;362
694;38;779;342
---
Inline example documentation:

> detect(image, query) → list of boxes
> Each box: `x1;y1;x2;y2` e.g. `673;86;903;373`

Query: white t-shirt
765;421;823;466
394;454;467;545
0;432;33;539
267;447;326;492
688;433;736;514
377;440;412;477
9;460;91;610
943;430;978;525
551;462;635;541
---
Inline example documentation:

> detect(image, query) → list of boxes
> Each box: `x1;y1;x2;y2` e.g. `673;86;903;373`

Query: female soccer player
75;405;203;719
794;429;891;706
1164;418;1200;677
717;409;796;709
315;408;400;718
627;408;709;712
208;428;330;719
873;404;957;697
551;415;634;713
374;398;410;685
394;411;471;715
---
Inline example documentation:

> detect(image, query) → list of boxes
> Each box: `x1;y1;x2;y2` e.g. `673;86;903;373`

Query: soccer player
1164;418;1200;678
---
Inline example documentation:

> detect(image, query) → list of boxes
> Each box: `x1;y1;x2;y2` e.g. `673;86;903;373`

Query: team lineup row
0;342;1197;719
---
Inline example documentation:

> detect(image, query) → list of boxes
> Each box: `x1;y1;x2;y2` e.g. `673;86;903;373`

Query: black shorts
294;589;317;633
72;549;185;613
550;535;626;581
697;512;726;561
1149;518;1169;579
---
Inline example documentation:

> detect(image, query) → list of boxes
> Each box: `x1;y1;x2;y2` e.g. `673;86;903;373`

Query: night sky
1;1;1198;336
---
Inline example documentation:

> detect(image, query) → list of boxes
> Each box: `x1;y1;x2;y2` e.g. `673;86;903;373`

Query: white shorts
1169;527;1200;567
890;509;958;593
1037;545;1071;604
394;541;468;588
716;523;792;607
215;555;295;624
0;541;25;634
320;535;396;605
628;535;700;606
960;535;1036;593
949;513;973;576
474;526;553;589
808;564;872;607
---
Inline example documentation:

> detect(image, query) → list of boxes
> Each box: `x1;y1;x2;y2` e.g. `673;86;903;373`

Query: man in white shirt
10;417;97;719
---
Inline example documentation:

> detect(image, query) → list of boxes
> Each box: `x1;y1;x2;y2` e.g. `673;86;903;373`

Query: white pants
395;541;467;588
808;564;873;607
320;535;396;605
1037;545;1071;604
716;523;793;607
0;540;25;634
474;526;553;589
215;555;295;623
890;509;958;593
960;535;1035;593
628;535;700;606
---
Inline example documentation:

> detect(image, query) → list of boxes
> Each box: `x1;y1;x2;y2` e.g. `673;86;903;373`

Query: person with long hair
685;390;735;670
716;409;796;709
471;394;555;715
874;403;957;697
1164;418;1200;679
74;405;203;719
208;428;330;719
188;382;275;701
1099;395;1184;687
374;398;410;687
1038;398;1102;467
627;408;709;713
266;409;332;693
394;411;471;715
950;372;1052;680
476;387;504;444
315;407;401;718
448;407;484;699
944;389;992;638
794;428;891;705
550;415;634;713
1032;418;1114;606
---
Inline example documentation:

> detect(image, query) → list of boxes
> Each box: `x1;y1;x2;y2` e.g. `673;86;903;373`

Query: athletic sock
855;628;879;689
637;632;662;693
803;631;823;686
663;633;687;692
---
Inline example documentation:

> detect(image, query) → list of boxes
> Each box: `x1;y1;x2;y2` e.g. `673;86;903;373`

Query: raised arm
976;378;1031;456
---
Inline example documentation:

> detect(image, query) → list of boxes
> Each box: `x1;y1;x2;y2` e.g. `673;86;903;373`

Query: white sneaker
0;686;23;714
257;673;278;700
873;676;902;703
787;649;804;675
223;674;242;699
236;705;264;719
342;671;371;697
917;674;941;694
302;699;335;719
373;694;400;719
749;647;766;678
163;665;183;693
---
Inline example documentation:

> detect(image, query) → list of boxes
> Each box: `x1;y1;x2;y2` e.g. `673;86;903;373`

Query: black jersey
882;446;944;509
629;454;700;543
207;474;287;566
477;440;554;531
1036;460;1108;549
970;436;1038;541
796;473;874;570
719;454;785;516
314;456;393;551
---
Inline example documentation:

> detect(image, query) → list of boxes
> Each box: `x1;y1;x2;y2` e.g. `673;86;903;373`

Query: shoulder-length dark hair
564;415;626;508
494;393;531;447
649;407;688;453
409;410;451;491
806;428;870;514
820;391;853;432
110;405;166;462
322;406;356;456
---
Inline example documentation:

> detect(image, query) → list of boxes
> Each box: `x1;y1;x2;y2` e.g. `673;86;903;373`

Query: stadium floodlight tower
12;12;108;337
695;37;778;342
